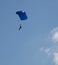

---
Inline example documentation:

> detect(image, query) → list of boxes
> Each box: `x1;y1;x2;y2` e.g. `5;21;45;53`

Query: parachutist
19;24;22;30
16;10;28;30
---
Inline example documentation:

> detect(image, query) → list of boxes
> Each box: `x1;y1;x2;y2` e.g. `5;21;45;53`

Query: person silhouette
19;24;22;30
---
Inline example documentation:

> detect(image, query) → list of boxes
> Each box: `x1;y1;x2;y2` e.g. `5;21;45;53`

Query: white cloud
53;52;58;65
51;27;58;43
40;46;58;64
52;31;58;42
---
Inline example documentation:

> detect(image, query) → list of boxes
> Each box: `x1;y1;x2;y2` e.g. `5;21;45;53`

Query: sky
0;0;58;65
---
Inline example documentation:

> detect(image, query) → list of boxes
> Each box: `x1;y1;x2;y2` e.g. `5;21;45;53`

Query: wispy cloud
44;48;50;54
40;47;51;55
40;47;44;51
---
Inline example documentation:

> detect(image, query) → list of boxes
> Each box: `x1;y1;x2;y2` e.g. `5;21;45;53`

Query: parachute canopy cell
16;11;28;20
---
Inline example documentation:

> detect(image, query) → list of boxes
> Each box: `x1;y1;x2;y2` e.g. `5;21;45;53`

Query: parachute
16;11;28;20
16;10;28;30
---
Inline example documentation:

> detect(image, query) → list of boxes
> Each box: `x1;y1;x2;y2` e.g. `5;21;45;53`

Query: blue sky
0;0;58;65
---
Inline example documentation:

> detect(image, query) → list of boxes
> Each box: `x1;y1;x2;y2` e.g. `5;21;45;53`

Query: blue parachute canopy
16;11;28;20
